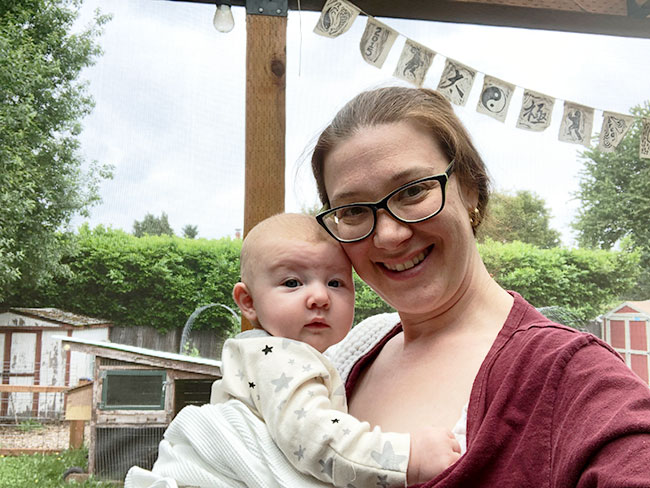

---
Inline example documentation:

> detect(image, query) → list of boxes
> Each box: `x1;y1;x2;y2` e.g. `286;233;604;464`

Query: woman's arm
551;341;650;487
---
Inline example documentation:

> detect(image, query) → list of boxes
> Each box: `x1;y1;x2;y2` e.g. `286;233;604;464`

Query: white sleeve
218;336;409;488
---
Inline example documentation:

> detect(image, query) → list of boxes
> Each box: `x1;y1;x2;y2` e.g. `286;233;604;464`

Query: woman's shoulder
324;312;400;382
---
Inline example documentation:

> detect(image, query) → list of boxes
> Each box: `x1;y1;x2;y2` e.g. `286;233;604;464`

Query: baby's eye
283;279;301;288
328;279;341;288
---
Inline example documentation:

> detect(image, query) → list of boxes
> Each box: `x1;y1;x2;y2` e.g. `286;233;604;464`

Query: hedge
3;227;639;332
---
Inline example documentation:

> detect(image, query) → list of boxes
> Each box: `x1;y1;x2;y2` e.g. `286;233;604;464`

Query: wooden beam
174;0;650;39
244;13;286;234
243;12;287;330
0;385;67;393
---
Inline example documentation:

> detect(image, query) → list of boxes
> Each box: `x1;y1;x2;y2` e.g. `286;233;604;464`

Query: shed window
101;370;166;410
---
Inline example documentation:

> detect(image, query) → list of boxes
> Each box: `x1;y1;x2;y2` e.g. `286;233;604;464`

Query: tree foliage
0;0;111;301
480;239;639;322
133;212;174;237
8;225;241;334
573;101;650;298
182;224;198;239
477;190;561;248
3;228;637;331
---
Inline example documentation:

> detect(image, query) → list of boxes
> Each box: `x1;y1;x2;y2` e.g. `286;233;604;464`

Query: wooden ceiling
177;0;650;38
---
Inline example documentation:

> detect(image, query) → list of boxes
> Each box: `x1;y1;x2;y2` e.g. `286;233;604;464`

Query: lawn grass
0;448;115;487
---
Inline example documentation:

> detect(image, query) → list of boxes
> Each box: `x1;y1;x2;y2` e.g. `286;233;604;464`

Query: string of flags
313;0;650;159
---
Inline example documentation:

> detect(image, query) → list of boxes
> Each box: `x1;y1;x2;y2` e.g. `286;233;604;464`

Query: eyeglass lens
322;178;444;241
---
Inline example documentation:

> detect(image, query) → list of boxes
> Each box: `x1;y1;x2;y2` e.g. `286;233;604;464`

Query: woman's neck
398;264;513;348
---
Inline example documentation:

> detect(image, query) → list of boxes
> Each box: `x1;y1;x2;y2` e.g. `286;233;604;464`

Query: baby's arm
218;336;410;487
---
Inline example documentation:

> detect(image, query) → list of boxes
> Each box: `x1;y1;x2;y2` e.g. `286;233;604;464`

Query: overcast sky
72;0;650;245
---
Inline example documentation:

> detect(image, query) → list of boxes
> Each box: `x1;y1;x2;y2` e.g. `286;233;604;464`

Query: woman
314;86;650;487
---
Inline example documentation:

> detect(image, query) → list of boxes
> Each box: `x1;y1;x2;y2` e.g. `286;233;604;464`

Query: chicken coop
59;335;221;481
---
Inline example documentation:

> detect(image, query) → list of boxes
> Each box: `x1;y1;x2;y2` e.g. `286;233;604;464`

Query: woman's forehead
323;122;448;203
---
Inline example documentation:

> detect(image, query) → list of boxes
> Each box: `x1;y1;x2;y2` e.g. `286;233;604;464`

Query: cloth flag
640;118;650;159
476;75;515;123
313;0;360;38
393;39;435;87
516;90;554;132
437;59;476;107
599;111;635;152
359;18;398;68
558;102;594;146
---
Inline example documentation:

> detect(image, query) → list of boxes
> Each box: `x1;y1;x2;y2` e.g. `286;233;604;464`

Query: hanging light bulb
213;2;234;33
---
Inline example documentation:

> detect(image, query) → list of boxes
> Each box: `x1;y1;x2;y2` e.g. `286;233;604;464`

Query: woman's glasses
316;161;455;243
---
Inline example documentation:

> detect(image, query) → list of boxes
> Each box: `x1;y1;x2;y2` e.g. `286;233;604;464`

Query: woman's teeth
385;250;428;271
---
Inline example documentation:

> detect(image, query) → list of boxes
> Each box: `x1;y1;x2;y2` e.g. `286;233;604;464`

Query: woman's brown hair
311;87;491;232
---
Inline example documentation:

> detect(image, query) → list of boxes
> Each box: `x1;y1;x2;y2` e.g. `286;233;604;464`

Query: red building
602;300;650;385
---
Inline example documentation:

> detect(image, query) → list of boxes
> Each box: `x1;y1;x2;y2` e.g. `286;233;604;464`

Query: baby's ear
233;282;258;324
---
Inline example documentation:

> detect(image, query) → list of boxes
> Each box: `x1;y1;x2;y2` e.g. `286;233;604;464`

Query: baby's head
233;213;355;353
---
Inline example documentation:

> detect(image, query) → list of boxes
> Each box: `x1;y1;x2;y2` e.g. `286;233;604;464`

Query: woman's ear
233;282;258;324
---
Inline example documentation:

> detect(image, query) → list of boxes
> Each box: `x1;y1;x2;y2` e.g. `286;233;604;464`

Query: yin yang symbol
481;86;506;113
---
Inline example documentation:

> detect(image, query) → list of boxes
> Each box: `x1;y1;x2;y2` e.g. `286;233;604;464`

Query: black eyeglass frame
316;160;455;243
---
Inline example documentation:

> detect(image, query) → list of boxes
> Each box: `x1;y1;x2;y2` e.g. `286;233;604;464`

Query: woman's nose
307;283;330;309
372;210;413;249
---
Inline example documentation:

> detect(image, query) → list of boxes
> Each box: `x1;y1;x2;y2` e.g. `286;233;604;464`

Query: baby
211;213;461;487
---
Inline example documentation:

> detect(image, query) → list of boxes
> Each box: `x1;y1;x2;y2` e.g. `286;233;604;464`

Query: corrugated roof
9;307;111;327
57;335;222;368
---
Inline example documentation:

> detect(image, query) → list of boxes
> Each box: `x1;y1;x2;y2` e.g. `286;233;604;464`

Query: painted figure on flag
313;0;359;38
393;40;435;87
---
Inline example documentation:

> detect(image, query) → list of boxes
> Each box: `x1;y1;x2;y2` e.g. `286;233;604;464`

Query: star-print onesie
211;329;410;488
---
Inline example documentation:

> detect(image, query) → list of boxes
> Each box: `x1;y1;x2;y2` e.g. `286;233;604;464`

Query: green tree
573;102;650;298
0;0;111;302
133;212;174;237
182;224;198;239
477;190;561;248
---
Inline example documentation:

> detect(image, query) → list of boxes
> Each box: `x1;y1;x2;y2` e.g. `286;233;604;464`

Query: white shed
0;308;111;419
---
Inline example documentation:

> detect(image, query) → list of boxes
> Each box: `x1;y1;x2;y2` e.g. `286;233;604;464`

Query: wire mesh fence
0;360;79;453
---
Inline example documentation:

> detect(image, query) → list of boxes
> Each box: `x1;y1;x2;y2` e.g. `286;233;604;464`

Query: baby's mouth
382;247;431;272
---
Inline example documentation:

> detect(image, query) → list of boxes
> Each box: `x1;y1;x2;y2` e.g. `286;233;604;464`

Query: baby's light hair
240;213;335;284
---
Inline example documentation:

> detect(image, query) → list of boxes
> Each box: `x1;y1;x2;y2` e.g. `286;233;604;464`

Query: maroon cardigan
346;292;650;487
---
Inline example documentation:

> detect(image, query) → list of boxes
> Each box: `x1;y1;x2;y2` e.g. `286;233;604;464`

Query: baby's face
248;237;355;353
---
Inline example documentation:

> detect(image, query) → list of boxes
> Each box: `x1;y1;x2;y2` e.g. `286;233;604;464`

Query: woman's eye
283;279;300;288
400;184;426;199
328;280;341;288
337;206;369;222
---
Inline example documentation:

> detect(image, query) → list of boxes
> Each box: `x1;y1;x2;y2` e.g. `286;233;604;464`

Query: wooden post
243;11;287;331
69;420;85;449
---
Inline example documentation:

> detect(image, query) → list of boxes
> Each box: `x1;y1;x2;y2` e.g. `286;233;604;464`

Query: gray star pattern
294;407;307;419
294;445;305;461
271;372;293;392
318;457;334;478
308;390;315;397
376;475;389;488
371;442;407;470
236;369;245;380
302;364;313;372
342;428;351;435
288;358;296;365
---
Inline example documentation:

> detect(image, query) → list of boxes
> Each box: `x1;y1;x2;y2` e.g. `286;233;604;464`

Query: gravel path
0;422;90;451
